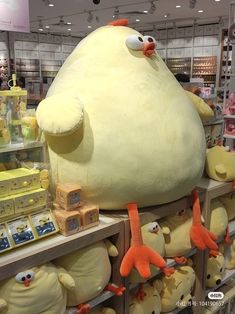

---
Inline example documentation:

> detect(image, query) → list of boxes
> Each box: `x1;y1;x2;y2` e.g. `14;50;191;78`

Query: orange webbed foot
209;250;220;258
105;283;126;296
135;283;146;301
190;224;218;251
174;256;187;265
76;303;91;314
162;267;175;277
120;245;166;279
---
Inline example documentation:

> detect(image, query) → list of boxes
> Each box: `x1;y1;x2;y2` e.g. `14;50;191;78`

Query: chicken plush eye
15;272;27;283
143;36;156;45
126;35;145;50
15;270;35;283
148;222;159;233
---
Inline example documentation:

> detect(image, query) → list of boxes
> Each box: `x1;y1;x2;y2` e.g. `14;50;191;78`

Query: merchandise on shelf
79;204;99;229
223;92;235;115
55;182;82;210
21;109;39;143
166;58;191;76
53;208;82;236
225;240;235;269
54;239;119;306
205;146;235;181
129;282;162;314
209;199;228;239
0;263;75;314
36;19;215;279
159;265;195;312
220;192;235;221
206;253;225;288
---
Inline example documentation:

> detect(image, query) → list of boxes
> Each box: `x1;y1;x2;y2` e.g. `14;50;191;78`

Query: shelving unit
193;56;217;86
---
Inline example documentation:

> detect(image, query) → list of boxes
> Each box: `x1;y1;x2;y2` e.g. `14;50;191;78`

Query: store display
0;263;75;314
0;223;12;252
158;265;196;312
30;209;58;238
54;240;118;306
209;199;229;239
167;58;191;76
129;282;162;314
7;216;35;246
205;146;235;181
21;110;39;142
129;222;167;284
220;192;235;221
79;204;99;229
206;253;225;288
193;57;217;86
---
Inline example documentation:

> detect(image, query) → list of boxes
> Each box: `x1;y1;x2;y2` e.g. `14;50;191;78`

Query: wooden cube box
80;204;99;230
53;208;81;236
56;183;82;210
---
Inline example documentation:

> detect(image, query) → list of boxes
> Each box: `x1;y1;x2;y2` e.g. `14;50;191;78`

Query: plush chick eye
207;274;211;279
126;35;145;50
148;222;159;233
15;270;35;283
143;35;156;45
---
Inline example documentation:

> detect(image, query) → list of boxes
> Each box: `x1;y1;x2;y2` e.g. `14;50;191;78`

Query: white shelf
0;142;43;154
224;115;235;118
0;215;121;281
206;269;235;295
66;290;115;313
203;119;224;126
223;134;235;139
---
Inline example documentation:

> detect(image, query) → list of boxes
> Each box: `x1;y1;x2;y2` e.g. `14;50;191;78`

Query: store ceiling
29;0;230;37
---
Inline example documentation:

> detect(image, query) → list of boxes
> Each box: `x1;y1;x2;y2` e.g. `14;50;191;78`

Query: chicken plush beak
24;279;31;287
143;42;156;57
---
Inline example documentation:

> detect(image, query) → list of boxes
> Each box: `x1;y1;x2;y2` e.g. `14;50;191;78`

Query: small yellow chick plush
54;240;118;306
129;281;162;314
206;253;225;288
0;263;75;314
206;146;235;182
159;265;195;312
220;192;235;221
209;199;228;238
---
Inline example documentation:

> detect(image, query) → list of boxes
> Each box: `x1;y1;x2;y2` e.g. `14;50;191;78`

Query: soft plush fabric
129;221;166;283
129;282;162;314
185;90;214;120
36;22;206;209
220;193;235;221
159;266;195;313
0;263;75;314
206;253;225;288
206;146;235;182
160;209;194;257
54;241;112;305
209;199;228;238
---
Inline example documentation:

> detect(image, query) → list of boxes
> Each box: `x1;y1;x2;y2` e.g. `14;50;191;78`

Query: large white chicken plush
36;19;218;279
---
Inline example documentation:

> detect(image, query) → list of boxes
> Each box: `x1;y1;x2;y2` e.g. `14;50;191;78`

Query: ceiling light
88;25;92;28
214;0;221;1
45;25;50;29
67;28;71;31
87;11;93;23
48;3;54;7
176;5;181;8
67;22;72;25
38;28;43;31
149;1;156;14
143;10;148;13
38;20;44;32
43;0;55;7
136;19;140;22
164;13;169;18
198;9;204;13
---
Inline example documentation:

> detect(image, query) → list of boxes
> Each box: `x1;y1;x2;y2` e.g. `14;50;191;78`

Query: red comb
108;19;129;26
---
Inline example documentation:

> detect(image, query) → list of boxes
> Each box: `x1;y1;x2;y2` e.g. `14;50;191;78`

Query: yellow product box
30;209;58;239
0;172;12;197
0;195;14;219
14;188;47;215
5;168;41;195
7;216;36;247
0;223;12;253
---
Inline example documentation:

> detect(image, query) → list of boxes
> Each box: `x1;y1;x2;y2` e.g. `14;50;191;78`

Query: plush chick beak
24;279;31;287
143;42;156;57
